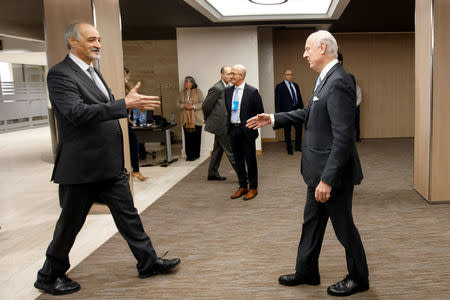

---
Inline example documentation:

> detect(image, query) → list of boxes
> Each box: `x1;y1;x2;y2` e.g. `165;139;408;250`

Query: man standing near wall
275;68;304;154
202;66;238;181
247;30;369;297
226;64;264;201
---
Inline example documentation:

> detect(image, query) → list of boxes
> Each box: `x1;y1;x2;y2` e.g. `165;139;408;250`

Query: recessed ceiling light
205;0;333;17
249;0;288;5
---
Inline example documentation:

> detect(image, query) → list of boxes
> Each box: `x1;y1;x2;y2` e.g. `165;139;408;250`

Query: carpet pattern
38;139;450;299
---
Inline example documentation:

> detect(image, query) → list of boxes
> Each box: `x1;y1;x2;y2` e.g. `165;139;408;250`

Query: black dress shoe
139;257;181;278
295;146;302;152
327;275;369;297
278;273;320;286
208;176;227;181
287;148;294;155
34;275;80;295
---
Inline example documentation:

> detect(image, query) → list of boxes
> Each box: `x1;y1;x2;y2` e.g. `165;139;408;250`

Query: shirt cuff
270;114;275;126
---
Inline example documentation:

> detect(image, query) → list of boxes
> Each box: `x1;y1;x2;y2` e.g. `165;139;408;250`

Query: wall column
414;0;450;203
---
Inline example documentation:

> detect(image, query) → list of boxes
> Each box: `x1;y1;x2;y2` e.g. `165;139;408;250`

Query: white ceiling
184;0;350;22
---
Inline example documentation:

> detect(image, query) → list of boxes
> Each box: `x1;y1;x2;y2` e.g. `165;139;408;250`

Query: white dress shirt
231;82;245;124
69;53;109;97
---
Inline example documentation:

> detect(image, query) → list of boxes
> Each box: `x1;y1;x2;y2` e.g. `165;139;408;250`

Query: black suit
275;81;303;150
38;55;157;280
225;83;264;189
274;63;368;284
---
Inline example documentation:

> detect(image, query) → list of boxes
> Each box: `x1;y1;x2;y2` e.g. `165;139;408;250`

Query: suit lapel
64;56;110;103
240;84;249;120
306;63;341;126
314;63;340;96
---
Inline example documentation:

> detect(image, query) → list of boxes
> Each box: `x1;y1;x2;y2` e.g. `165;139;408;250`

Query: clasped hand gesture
125;82;160;110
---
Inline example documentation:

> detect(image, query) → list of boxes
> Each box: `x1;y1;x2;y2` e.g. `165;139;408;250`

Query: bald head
220;66;231;84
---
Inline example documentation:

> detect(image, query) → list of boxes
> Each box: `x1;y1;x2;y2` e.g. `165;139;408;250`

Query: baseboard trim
256;150;263;155
262;138;277;143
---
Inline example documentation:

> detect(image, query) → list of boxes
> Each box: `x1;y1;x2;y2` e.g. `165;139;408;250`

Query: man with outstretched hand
34;22;180;296
247;30;369;297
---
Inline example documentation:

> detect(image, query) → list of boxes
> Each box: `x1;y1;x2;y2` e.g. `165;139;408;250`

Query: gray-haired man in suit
34;22;180;296
247;30;369;297
202;66;238;180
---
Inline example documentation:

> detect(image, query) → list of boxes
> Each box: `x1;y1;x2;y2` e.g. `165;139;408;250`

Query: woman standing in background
178;76;204;161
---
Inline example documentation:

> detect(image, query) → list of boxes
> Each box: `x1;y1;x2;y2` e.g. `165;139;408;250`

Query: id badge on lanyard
232;100;239;111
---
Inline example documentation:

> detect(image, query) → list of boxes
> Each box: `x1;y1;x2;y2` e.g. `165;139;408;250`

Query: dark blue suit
225;83;264;189
275;81;303;151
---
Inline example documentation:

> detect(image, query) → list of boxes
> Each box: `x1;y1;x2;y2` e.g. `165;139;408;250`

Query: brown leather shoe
231;187;248;199
132;172;149;181
243;189;258;200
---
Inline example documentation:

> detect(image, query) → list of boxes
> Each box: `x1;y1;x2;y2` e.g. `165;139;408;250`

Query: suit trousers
355;106;361;140
283;104;303;150
229;125;258;189
128;123;140;172
38;171;158;279
295;184;369;284
283;122;303;150
184;125;202;160
208;133;238;177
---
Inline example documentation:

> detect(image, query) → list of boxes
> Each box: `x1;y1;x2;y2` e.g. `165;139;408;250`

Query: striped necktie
87;66;109;99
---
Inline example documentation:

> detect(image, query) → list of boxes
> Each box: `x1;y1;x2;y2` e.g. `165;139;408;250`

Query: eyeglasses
229;72;243;77
284;73;294;76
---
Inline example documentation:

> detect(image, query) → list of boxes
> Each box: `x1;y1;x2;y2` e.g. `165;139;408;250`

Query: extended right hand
125;82;160;110
246;113;272;130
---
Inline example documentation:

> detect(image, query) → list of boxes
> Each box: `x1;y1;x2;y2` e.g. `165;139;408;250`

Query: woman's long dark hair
184;76;198;89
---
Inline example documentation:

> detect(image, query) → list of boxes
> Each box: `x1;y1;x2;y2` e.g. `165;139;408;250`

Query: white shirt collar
221;80;228;87
284;79;292;85
235;82;245;90
319;59;339;80
69;52;93;71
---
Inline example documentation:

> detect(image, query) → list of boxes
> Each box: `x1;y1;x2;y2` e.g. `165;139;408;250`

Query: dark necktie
288;82;297;106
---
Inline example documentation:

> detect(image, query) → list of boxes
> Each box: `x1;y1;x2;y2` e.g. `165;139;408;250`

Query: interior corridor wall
176;26;261;153
274;29;415;139
123;40;181;139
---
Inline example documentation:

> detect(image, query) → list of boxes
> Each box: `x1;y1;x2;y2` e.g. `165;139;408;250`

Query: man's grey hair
233;64;247;78
309;30;338;58
64;22;83;50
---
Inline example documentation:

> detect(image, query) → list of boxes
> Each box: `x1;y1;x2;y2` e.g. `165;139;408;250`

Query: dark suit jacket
275;81;303;113
202;80;228;136
49;55;128;184
225;83;264;140
274;63;363;187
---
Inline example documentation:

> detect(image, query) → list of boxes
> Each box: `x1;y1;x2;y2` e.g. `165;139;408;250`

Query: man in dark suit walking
275;69;304;154
34;22;180;296
202;66;238;181
247;30;369;297
226;64;264;201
